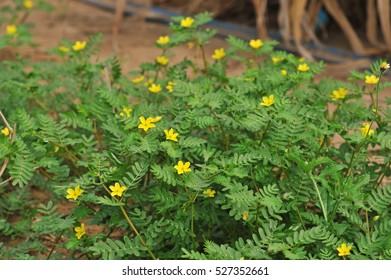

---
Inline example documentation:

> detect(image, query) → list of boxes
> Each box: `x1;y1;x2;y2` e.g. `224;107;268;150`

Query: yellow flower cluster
138;116;162;131
249;39;263;49
297;63;310;72
330;87;348;100
203;189;216;198
272;57;283;63
156;35;170;45
212;48;226;60
337;243;352;257
1;127;10;136
166;81;176;93
59;46;70;53
119;107;132;118
24;0;33;9
360;123;374;138
75;223;86;239
72;41;87;51
242;211;249;221
6;25;17;36
164;128;179;142
156;56;169;66
365;75;379;85
66;185;83;200
380;61;390;72
174;161;191;174
260;95;274;107
132;75;145;84
148;83;162;93
109;182;127;197
181;17;194;28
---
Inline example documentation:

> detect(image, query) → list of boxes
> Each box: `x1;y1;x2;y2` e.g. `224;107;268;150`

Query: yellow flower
181;17;194;28
138;116;156;131
144;78;153;86
249;39;263;49
66;185;84;200
156;36;170;45
242;211;249;221
365;75;379;84
360;123;374;138
148;83;162;93
260;95;275;107
156;56;169;65
72;41;87;51
330;87;348;100
187;42;194;49
174;161;191;174
203;189;216;198
212;48;226;60
150;116;162;123
281;69;287;76
1;127;10;136
166;81;176;92
109;182;127;197
164;128;179;142
75;223;86;240
119;107;132;118
132;75;144;84
272;57;283;63
297;63;310;72
59;46;70;53
23;0;33;9
337;243;352;257
6;25;17;35
380;61;390;72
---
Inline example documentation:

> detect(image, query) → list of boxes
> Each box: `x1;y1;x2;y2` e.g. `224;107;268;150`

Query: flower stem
47;229;65;260
199;44;209;73
375;158;391;187
374;72;383;120
100;179;156;260
118;205;157;260
259;120;271;145
307;171;328;222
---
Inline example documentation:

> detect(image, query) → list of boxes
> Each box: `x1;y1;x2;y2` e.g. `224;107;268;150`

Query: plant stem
47;229;65;260
0;111;12;130
365;210;370;234
296;207;306;230
345;145;360;178
208;108;229;150
307;171;328;222
346;71;383;178
100;180;156;259
0;177;13;187
118;205;157;260
375;158;391;187
259;120;271;145
199;44;209;73
374;72;383;120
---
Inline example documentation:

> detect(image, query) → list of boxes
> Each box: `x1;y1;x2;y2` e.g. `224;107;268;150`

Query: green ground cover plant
1;3;391;260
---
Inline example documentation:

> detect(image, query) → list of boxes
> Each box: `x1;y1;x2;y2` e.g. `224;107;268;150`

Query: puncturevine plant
1;5;391;260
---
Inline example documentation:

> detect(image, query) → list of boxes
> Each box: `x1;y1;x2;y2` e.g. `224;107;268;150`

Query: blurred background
1;0;391;78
